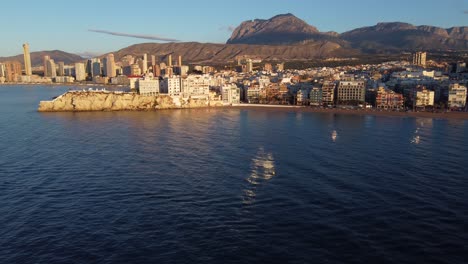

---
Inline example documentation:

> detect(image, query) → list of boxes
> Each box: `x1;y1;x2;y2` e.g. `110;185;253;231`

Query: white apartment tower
75;63;86;81
142;54;148;74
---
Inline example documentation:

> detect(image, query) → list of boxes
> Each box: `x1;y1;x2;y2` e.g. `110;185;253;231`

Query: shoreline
232;104;468;120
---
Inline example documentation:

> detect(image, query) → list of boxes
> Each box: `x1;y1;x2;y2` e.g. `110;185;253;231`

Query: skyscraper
4;61;22;82
142;54;148;74
106;54;116;78
46;59;56;78
92;58;101;77
43;55;50;77
412;52;427;67
22;43;32;76
178;55;182;66
58;62;65;76
74;63;86;81
168;54;172;67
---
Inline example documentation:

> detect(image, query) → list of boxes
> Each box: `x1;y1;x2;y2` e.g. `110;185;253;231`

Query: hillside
0;50;84;66
112;41;357;63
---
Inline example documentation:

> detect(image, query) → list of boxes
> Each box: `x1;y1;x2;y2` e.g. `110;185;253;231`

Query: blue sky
1;0;467;57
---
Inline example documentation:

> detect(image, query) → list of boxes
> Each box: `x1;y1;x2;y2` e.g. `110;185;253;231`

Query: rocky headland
38;91;223;112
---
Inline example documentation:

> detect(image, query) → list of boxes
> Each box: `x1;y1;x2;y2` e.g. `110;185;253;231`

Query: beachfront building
309;87;322;106
296;88;311;105
160;76;181;96
448;83;467;109
375;87;404;109
181;75;210;99
413;86;435;107
138;78;160;96
337;79;366;106
221;84;241;104
322;81;336;106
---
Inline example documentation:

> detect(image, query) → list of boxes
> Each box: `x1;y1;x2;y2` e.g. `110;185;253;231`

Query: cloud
219;25;236;32
88;29;179;42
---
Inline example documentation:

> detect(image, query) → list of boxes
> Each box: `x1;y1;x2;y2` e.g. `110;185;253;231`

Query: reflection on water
411;118;433;145
242;147;276;205
331;130;338;142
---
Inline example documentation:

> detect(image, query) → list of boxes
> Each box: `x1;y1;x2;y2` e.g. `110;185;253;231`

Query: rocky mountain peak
227;13;320;45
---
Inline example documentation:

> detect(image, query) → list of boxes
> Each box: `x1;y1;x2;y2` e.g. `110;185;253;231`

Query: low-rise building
375;87;404;109
337;80;366;106
55;76;75;83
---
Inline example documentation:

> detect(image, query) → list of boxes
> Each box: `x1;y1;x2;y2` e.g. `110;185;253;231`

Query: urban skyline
1;0;467;57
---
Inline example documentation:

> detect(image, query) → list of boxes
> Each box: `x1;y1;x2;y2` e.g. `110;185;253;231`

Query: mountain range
227;13;468;51
1;14;466;65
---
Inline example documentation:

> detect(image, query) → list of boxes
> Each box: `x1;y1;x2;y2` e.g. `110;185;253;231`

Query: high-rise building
92;60;101;77
142;54;148;74
153;64;161;77
74;63;86;81
246;59;253;73
43;55;50;77
46;59;56;78
412;52;427;67
86;60;93;77
168;54;172;67
309;87;323;106
57;62;65;76
178;55;182;66
4;61;22;82
0;63;6;78
151;55;156;66
22;43;32;76
106;54;116;77
322;81;336;106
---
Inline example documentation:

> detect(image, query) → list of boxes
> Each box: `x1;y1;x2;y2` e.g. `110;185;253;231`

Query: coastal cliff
38;91;223;112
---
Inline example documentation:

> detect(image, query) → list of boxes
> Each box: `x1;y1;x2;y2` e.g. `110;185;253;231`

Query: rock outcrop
38;91;223;112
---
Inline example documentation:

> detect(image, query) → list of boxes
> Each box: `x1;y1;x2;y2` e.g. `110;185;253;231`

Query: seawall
38;91;223;112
